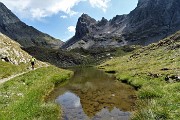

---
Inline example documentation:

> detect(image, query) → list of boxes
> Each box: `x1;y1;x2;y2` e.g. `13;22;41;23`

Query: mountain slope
0;2;63;49
99;31;180;119
63;0;180;49
125;0;180;45
0;32;32;65
0;32;48;78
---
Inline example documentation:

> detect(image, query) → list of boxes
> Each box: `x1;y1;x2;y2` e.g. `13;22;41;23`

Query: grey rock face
0;2;63;49
0;3;20;25
125;0;180;45
62;14;97;48
62;14;127;49
75;14;96;39
62;0;180;49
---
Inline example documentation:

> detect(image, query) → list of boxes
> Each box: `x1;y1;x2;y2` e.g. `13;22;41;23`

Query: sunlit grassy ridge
0;60;47;79
0;66;72;120
99;31;180;119
0;61;27;79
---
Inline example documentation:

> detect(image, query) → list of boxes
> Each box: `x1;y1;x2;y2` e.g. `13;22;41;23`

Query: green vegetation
0;66;72;120
23;45;139;68
98;31;180;119
24;46;90;67
0;60;46;79
0;33;47;80
0;61;29;79
69;45;140;65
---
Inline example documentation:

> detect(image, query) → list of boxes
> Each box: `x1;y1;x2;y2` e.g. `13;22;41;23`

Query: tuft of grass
0;66;73;120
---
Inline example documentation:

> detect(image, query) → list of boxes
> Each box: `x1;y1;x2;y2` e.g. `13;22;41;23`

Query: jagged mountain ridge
0;2;63;49
62;0;180;49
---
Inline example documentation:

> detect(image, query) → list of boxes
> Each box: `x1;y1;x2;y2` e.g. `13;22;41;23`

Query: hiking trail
0;65;49;85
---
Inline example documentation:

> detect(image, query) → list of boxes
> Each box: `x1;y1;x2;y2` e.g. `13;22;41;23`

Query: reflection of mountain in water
56;91;89;120
56;91;130;120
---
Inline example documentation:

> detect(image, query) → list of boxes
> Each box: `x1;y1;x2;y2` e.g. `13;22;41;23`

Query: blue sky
0;0;138;41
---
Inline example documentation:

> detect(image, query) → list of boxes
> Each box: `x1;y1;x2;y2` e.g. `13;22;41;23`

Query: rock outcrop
62;0;180;49
0;2;63;49
0;33;32;65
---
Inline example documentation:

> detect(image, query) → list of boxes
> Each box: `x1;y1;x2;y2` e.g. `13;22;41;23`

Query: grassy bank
98;32;180;119
0;60;46;79
0;61;29;79
0;66;72;120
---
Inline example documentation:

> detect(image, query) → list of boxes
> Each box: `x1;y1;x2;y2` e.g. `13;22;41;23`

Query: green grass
98;31;180;119
0;60;48;80
0;61;29;79
0;66;73;120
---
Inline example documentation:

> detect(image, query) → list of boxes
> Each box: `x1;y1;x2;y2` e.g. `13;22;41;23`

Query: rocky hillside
62;0;180;49
0;32;32;65
0;2;63;49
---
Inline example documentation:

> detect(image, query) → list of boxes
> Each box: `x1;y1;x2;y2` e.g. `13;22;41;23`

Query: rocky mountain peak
97;17;108;26
63;0;180;49
75;13;96;39
110;15;127;26
79;13;96;24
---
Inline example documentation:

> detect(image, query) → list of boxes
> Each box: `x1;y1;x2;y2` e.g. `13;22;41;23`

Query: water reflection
56;91;131;120
56;92;81;108
56;91;89;120
47;67;136;120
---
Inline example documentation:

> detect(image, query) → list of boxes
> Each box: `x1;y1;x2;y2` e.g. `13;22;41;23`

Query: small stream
47;67;136;120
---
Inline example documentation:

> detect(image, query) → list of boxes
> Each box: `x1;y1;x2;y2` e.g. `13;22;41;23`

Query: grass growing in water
0;66;72;120
98;31;180;119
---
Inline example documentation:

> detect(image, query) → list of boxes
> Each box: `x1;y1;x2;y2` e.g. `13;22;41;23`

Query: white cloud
0;0;111;20
89;0;111;12
0;0;83;20
68;26;76;33
47;0;83;16
31;8;47;19
60;15;68;19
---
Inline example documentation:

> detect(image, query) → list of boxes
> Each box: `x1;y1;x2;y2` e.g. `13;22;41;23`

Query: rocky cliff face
62;0;180;49
125;0;180;45
0;2;63;49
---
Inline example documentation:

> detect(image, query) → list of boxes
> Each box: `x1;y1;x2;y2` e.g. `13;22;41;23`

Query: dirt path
0;71;28;84
0;65;48;85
